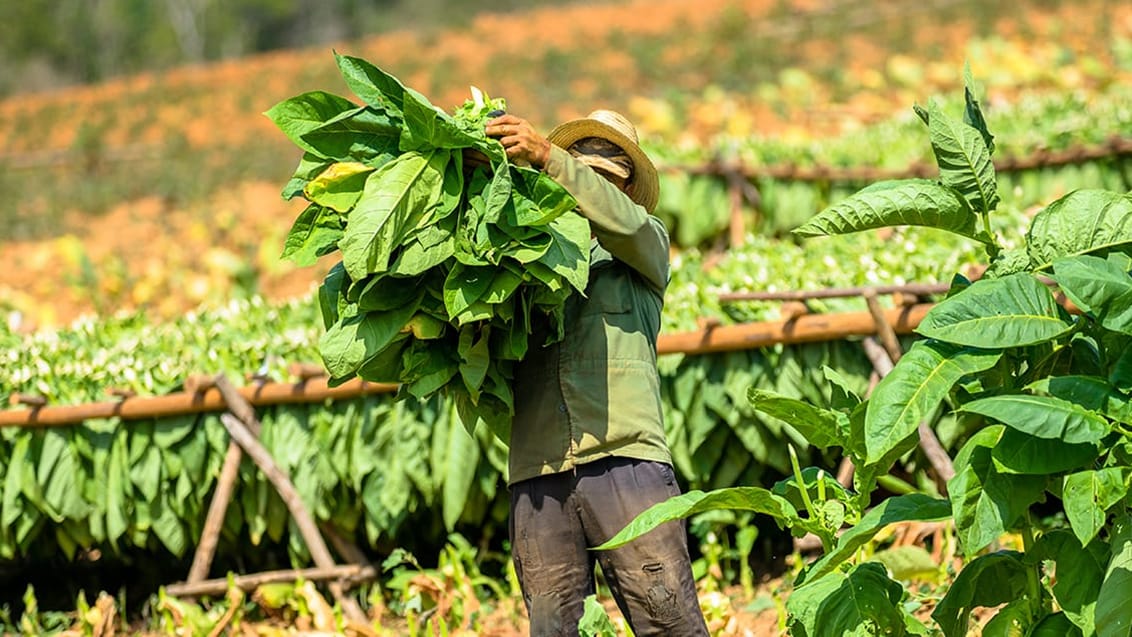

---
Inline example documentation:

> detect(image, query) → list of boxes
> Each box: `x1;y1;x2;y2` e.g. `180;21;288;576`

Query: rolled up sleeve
544;145;669;293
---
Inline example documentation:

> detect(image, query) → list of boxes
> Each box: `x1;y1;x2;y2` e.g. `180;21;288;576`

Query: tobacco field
2;0;1132;635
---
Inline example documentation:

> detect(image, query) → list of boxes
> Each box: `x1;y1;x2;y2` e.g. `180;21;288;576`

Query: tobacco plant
266;53;589;439
601;70;1132;636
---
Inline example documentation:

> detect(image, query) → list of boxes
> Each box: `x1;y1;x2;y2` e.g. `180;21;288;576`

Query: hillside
0;0;1129;330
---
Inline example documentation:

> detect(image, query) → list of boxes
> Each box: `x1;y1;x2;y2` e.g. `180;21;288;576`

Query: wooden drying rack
5;279;1055;609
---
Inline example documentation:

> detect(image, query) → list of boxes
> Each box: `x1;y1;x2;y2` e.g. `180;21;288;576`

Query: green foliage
602;72;1132;634
577;595;619;637
267;53;589;437
0;291;883;565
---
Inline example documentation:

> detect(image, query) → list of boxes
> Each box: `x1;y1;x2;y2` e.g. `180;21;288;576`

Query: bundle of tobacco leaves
267;53;589;439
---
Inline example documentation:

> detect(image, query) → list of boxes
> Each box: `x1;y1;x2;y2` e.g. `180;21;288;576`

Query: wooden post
217;411;369;627
726;168;746;248
186;374;268;584
863;288;904;364
186;440;243;584
177;374;370;630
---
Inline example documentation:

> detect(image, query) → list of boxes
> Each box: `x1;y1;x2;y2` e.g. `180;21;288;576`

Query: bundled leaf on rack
265;53;590;439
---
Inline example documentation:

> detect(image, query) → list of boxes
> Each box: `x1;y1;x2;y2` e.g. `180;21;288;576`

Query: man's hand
485;114;551;169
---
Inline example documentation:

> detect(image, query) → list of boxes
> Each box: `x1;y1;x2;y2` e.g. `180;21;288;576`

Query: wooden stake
863;288;903;364
187;437;243;584
217;410;369;627
186;374;267;583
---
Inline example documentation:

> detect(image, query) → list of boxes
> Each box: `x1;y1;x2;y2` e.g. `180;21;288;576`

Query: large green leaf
151;492;188;556
917;273;1073;348
390;218;458;277
864;340;1000;468
514;167;581;226
319;297;422;379
282;152;334;200
1063;468;1129;547
335;52;408;112
596;487;798;550
339;150;448;280
991;428;1100;475
1112;348;1132;393
441;411;479;531
400;92;482;152
105;432;130;547
1051;255;1132;335
537;213;591;294
747;388;848;450
299;105;401;162
355;273;426;312
39;428;89;521
2;436;27;528
1097;515;1132;637
801;493;951;583
932;551;1029;637
1027;375;1132;425
443;264;497;320
948;427;1048;554
1027;190;1132;271
335;53;480;153
264;90;358;156
793;179;977;239
927;99;999;215
786;563;907;637
960;393;1111;444
318;262;349;329
281;204;344;267
457;324;491;400
962;67;995;156
1031;530;1106;637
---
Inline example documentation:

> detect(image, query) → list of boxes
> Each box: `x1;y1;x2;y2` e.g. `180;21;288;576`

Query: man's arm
544;145;669;292
485;114;669;292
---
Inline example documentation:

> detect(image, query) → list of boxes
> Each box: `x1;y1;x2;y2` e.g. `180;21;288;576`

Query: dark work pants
509;457;710;636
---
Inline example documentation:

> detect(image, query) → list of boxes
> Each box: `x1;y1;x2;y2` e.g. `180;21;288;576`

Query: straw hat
547;110;660;213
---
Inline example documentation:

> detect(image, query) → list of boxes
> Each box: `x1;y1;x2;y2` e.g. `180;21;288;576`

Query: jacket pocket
581;264;633;315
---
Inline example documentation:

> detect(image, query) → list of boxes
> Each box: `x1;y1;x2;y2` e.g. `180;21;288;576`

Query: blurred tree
0;0;604;97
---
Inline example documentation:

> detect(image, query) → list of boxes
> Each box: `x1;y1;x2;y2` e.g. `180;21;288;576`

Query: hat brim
547;118;659;213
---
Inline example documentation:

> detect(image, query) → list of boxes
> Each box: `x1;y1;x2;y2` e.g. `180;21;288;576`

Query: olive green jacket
508;145;672;484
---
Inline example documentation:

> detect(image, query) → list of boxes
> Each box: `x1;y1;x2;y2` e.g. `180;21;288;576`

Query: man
485;110;709;636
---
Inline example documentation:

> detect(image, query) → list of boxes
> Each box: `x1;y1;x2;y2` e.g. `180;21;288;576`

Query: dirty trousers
509;457;710;636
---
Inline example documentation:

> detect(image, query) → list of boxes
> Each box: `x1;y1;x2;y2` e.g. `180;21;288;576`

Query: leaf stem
789;445;835;552
980;212;1000;259
789;445;816;521
1021;512;1045;619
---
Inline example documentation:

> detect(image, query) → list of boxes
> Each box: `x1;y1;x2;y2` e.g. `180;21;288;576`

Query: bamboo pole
0;305;933;429
0;376;398;428
167;564;376;598
662;136;1132;183
187;438;243;584
186;375;266;584
0;290;1085;430
656;302;932;356
719;282;953;303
